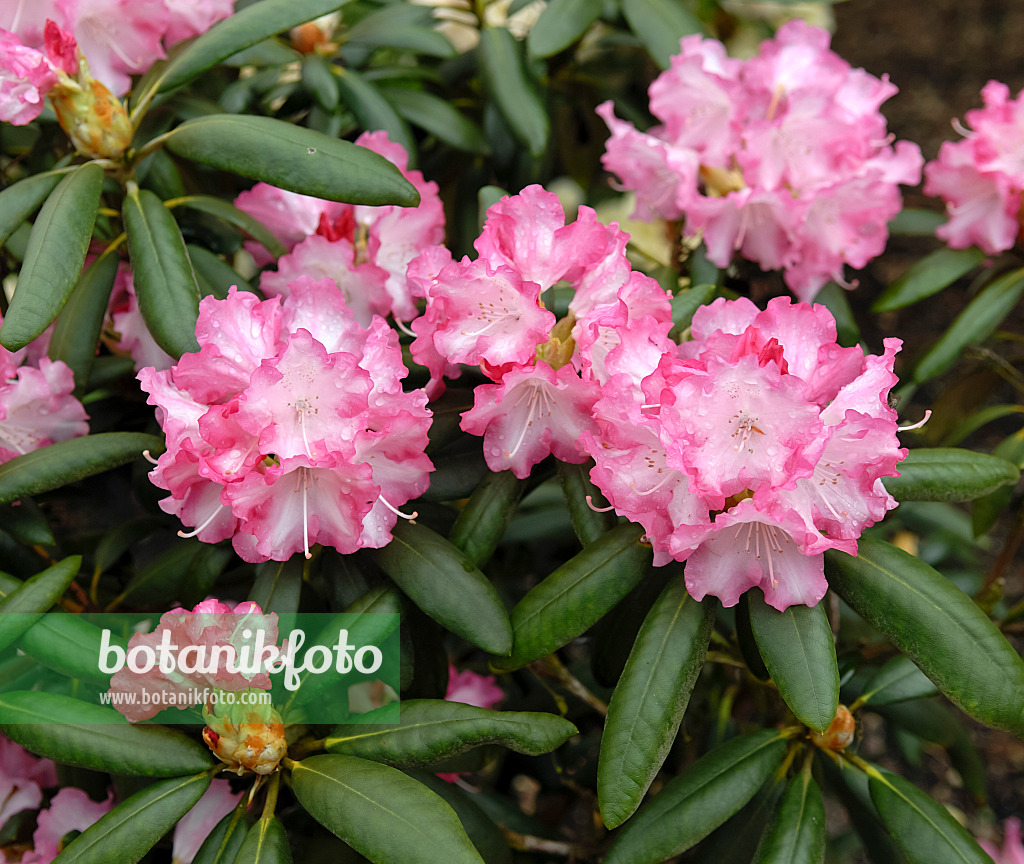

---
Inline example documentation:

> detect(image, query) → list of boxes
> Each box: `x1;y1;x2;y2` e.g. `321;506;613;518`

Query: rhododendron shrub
139;282;432;562
599;21;923;301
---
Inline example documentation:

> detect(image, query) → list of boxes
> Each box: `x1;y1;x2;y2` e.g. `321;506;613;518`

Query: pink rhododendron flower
445;666;503;709
0;314;89;464
235;131;445;323
981;818;1024;864
139;280;432;562
22;787;114;864
582;296;907;611
598;21;922;301
171;778;244;864
0;29;57;124
0;735;57;826
410;185;672;478
163;0;234;47
103;259;175;373
924;81;1024;255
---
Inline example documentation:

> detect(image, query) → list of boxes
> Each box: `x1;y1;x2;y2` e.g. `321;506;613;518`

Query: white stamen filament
302;471;311;560
394;317;417;338
951;118;974;138
585;495;616;513
631;472;672;497
460;318;504;339
178;504;226;539
506;385;554;460
379;494;418;522
898;409;932;431
142;449;160;465
299;410;313;459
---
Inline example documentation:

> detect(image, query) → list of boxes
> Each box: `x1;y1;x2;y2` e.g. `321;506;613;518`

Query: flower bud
202;697;286;775
810;704;856;752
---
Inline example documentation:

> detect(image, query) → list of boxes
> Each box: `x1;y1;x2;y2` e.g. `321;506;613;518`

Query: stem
841;751;885;781
289;736;326;760
262;772;281;820
501;828;590;858
529;655;608;716
129;130;177;169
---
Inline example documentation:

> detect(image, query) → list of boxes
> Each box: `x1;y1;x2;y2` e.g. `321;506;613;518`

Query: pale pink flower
171;778;244;864
0;735;57;827
22;787;114;864
107;261;175;373
163;0;234;47
139;280;432;562
445;666;503;709
583;297;906;610
0;3;58;48
981;818;1024;864
0;29;57;125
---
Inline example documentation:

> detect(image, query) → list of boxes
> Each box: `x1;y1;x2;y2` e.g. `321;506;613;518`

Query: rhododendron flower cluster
235;130;445;325
598;20;923;301
410;185;674;478
139;282;432;562
981;819;1024;864
924;81;1024;255
0;314;89;464
582;296;907;610
171;778;243;864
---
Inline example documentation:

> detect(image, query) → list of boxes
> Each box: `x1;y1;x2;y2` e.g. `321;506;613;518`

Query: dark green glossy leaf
447;470;526;566
187;245;251;299
372;521;512;656
869;769;991;864
814;282;860;347
290;754;485;864
171;195;287;259
620;0;702;69
858;655;937;706
527;0;602;57
381;88;489;154
871;247;984;312
408;772;512;864
972;428;1024;536
0;433;164;506
0;498;52;546
0;556;79;652
234;817;293;864
748;592;838;733
669;284;716;337
193;802;251;864
825;537;1024;736
113;537;200;608
820;760;902;864
166;115;419;207
478;27;548;157
752;771;825;864
0;169;68;249
302;54;339;111
604;730;788;864
1;163;103;351
557;460;616;547
47;247;119;395
735;593;770;680
154;0;354;94
249;557;303;615
882;448;1019;502
888;208;946;237
913;267;1024;383
52;772;212;864
598;582;713;828
344;4;456;58
122;187;201;359
494;522;651;670
91;516;164;581
326;700;577;766
0;692;215;776
334;68;416;159
699;774;784;863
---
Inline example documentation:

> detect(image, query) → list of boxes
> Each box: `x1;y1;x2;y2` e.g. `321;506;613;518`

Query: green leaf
813;282;860;347
380;87;489;154
47;247;119;395
494;522;651;671
52;772;212;864
972;428;1024;536
290;754;485;864
0;169;68;249
302;54;340;111
334;69;417;159
748;592;838;733
193;802;252;864
883;447;1020;502
154;0;355;94
407;772;513;864
249;557;303;615
820;760;902;864
735;593;770;681
187;245;252;299
620;0;702;69
170;195;287;259
372;521;512;656
0;556;79;652
752;770;825;864
448;470;526;567
115;538;202;608
166;115;419;207
668;283;716;337
699;774;784;863
234;817;293;864
0;433;164;506
913;266;1024;383
326;700;577;766
556;460;617;547
868;769;991;864
527;0;602;57
344;4;456;58
824;536;1024;736
888;208;946;237
598;582;713;828
122;187;201;359
0;498;53;546
0;163;103;351
0;692;215;776
871;247;984;313
604;730;789;864
478;27;548;157
858;655;938;706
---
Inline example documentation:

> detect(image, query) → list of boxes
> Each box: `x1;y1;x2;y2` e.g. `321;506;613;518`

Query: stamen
178;504;226;539
640;403;661;410
951;118;974;138
898;409;932;432
378;495;418;522
630;472;672;497
302;472;311;560
394;318;416;338
142;449;160;465
299;410;313;458
505;386;548;460
460;318;503;339
585;495;615;513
